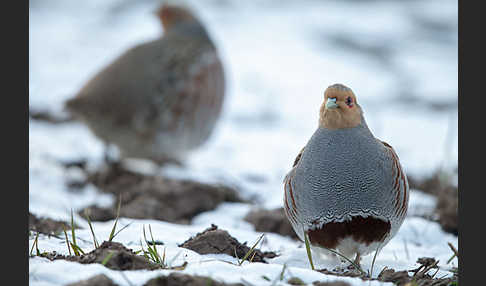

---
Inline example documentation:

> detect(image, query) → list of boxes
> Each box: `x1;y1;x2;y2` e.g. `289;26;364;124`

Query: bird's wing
68;40;172;138
377;139;409;219
282;146;306;235
283;146;305;183
292;146;306;168
70;36;221;139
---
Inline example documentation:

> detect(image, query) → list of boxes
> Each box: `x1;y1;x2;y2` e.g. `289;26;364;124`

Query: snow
29;0;457;285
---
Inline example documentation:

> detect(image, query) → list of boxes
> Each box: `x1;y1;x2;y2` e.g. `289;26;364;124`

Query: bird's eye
345;96;353;107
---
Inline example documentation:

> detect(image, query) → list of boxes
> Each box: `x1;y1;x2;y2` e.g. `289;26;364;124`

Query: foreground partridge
283;84;409;265
65;3;225;164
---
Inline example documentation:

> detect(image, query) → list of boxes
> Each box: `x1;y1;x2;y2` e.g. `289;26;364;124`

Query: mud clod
435;186;458;236
81;206;115;222
29;212;76;235
244;208;298;240
376;257;457;286
42;241;158;271
314;257;457;286
66;274;119;286
377;269;411;285
407;171;458;236
179;224;277;263
79;163;245;223
144;272;244;286
287;277;305;285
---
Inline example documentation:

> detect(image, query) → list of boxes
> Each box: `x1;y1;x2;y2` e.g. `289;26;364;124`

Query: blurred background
29;0;457;210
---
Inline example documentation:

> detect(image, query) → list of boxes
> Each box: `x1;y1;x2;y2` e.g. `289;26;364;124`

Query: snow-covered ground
29;0;458;285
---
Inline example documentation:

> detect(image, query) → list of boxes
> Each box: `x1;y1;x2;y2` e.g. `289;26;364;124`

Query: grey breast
292;122;396;229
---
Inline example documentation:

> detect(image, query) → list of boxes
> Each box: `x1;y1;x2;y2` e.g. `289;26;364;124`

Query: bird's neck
319;110;370;132
166;21;210;41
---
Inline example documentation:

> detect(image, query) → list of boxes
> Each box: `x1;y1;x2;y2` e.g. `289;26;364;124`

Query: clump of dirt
287;277;306;285
179;224;277;263
435;186;458;236
315;257;457;286
377;269;412;285
244;207;299;240
78;163;245;223
66;274;119;286
42;241;159;271
29;212;78;235
377;257;457;286
144;272;244;286
407;171;458;236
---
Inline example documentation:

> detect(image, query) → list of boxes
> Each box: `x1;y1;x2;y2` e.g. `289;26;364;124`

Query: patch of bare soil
244;207;299;240
408;171;458;236
289;277;351;286
41;241;159;271
316;257;457;286
435;186;458;236
179;224;277;263
77;163;245;223
144;272;244;286
29;212;78;235
66;274;119;286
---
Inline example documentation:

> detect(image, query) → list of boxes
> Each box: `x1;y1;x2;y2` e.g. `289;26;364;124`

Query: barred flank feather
380;140;409;219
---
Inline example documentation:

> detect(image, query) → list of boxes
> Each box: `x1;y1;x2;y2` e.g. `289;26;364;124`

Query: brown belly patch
307;216;391;249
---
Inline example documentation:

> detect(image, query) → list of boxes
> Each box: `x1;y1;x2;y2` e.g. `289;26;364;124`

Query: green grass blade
101;251;115;266
62;224;72;255
69;209;84;256
143;225;161;264
279;264;287;281
35;233;41;256
161;247;166;266
249;251;257;263
370;244;382;278
148;224;159;256
70;242;81;256
238;233;265;266
320;247;366;275
70;209;77;248
112;221;133;240
234;247;240;264
72;243;85;255
168;250;183;267
84;211;99;248
447;242;458;264
108;197;122;242
30;231;40;256
303;230;315;270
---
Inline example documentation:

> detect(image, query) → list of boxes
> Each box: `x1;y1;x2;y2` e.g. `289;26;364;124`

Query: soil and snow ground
29;0;458;285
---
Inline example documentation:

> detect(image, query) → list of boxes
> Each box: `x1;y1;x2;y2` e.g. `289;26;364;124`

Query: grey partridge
283;84;409;265
65;3;225;164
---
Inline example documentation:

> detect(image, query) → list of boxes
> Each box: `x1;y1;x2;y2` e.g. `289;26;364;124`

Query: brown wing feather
378;139;409;218
283;146;306;237
292;146;305;167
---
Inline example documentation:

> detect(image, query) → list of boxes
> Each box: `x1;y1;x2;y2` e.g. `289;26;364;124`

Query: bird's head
319;83;363;130
156;2;198;31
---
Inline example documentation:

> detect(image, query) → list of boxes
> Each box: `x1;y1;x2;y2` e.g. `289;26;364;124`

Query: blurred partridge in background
283;84;409;266
65;3;225;164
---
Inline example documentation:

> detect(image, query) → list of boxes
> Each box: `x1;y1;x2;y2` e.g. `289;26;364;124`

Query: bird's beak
325;98;339;109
